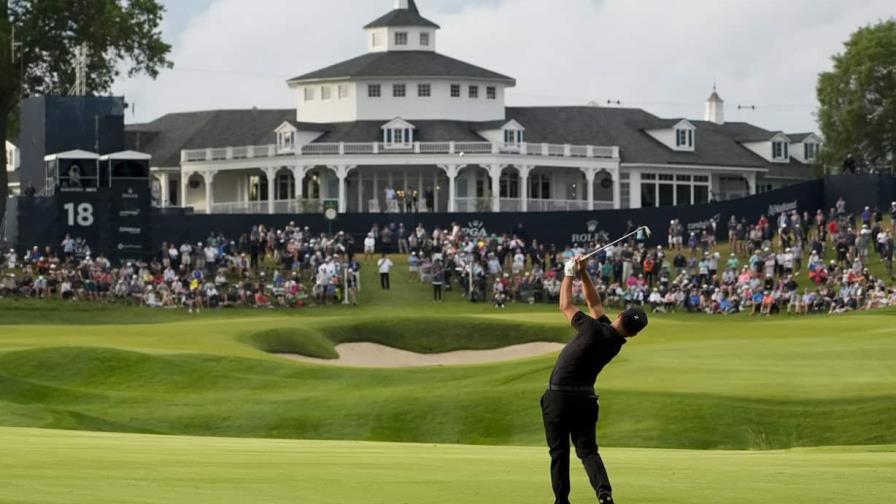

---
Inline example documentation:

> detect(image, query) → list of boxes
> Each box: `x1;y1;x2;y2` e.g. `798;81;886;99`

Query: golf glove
564;259;579;278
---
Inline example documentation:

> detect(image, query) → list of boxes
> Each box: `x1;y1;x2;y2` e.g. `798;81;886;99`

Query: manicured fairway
1;428;893;504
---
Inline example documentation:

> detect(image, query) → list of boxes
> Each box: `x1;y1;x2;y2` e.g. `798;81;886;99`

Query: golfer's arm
559;275;578;323
579;268;604;319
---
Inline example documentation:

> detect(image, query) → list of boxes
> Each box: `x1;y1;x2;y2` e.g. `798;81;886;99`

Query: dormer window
395;32;408;46
420;32;430;46
372;32;383;47
278;131;295;150
675;129;694;149
773;141;789;160
804;142;819;161
304;87;315;101
501;120;525;148
382;118;416;149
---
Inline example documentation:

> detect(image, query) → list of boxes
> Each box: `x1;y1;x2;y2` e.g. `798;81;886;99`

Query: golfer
541;256;648;504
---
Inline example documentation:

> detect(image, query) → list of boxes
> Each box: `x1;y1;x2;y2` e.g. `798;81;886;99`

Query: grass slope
1;428;894;504
0;309;895;449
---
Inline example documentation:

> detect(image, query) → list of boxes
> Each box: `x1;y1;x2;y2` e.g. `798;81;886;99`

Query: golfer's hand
575;255;586;271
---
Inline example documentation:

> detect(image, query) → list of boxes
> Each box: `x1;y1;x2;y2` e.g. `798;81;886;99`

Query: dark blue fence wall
18;175;896;257
153;179;825;249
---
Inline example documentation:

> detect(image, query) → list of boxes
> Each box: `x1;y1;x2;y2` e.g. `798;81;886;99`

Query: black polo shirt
548;311;627;387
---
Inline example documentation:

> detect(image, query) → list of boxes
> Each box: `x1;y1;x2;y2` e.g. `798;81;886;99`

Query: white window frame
304;87;315;101
321;86;331;101
368;84;381;98
338;84;349;99
804;142;818;161
395;32;408;46
675;129;694;148
383;127;414;149
503;129;523;145
450;84;460;98
486;86;496;100
420;32;430;46
469;85;479;99
417;84;431;97
393;84;406;98
640;171;710;207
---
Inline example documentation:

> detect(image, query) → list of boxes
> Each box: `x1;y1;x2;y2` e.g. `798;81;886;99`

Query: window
278;131;295;149
676;184;691;206
804;143;818;160
321;86;331;100
487;87;496;99
420;32;430;46
469;85;479;98
675;129;694;148
372;32;382;47
304;87;315;101
368;84;381;98
772;141;789;160
693;186;709;204
450;84;461;98
393;84;406;97
503;129;523;145
500;171;520;198
529;173;551;199
384;127;413;147
417;84;431;97
338;84;349;99
276;173;295;200
395;32;408;46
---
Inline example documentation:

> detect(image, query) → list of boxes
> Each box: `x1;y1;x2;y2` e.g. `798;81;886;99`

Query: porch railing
182;141;619;164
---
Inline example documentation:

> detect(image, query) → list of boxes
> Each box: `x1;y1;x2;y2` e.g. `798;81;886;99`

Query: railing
528;199;590;212
209;199;328;215
182;141;619;163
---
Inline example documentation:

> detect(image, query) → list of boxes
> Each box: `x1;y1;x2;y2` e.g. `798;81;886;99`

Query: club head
642;226;653;238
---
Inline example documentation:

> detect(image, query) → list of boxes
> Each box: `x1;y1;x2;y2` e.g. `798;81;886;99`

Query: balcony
181;141;620;164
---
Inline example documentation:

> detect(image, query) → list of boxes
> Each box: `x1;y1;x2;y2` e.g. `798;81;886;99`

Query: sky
112;0;895;133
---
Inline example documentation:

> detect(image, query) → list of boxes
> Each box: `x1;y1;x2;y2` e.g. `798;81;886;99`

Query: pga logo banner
465;220;488;238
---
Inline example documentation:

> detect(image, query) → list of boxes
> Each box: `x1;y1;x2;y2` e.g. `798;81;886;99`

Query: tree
0;0;172;223
817;19;896;174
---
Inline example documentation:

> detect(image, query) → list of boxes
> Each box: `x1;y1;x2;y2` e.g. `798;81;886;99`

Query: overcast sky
112;0;894;133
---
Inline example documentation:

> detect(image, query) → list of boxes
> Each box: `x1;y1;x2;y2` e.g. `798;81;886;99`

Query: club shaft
581;227;645;260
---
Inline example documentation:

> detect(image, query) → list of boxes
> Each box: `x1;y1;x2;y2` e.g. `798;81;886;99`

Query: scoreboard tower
45;150;153;263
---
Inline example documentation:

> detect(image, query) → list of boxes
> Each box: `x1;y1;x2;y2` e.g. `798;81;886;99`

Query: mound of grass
243;328;338;359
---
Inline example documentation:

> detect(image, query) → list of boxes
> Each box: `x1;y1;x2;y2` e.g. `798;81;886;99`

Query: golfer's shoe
598;495;615;504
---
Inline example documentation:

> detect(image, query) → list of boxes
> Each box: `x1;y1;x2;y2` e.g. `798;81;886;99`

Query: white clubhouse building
11;0;821;214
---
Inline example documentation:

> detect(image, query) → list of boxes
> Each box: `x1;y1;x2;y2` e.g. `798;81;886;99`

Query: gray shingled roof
126;109;294;167
126;106;817;183
365;0;440;29
506;107;772;169
288;51;515;84
714;122;787;143
786;132;815;142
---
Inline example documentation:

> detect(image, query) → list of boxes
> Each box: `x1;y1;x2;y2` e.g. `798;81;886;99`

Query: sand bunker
278;342;565;368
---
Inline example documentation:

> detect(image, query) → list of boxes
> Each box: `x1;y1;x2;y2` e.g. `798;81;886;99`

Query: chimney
705;84;725;125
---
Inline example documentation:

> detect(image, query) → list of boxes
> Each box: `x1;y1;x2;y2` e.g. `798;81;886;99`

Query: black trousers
541;390;612;504
380;273;390;290
433;284;442;300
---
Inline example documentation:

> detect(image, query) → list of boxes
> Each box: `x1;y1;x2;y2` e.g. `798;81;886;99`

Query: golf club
581;226;652;261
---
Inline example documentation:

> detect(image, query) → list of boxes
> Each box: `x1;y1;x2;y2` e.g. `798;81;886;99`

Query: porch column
630;170;642;209
180;170;193;207
158;172;169;208
746;172;758;195
263;166;278;214
438;164;465;213
612;167;622;209
328;165;355;214
487;164;505;213
202;170;218;214
582;167;597;211
433;171;439;212
518;165;533;213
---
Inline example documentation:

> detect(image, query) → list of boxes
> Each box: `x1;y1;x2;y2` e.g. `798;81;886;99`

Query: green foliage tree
817;19;896;174
0;0;172;222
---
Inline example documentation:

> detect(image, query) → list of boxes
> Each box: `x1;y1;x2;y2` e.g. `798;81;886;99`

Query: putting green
1;428;893;504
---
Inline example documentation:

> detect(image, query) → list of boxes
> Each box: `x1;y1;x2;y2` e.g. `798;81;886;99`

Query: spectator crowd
2;198;896;317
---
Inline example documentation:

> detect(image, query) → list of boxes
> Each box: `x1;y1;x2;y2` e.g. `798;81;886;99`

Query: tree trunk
0;111;8;226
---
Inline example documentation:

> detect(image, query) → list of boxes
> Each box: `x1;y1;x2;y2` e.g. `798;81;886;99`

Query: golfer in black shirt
541;256;648;504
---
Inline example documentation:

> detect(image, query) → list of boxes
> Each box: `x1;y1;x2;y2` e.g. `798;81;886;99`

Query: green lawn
1;428;893;504
1;250;895;501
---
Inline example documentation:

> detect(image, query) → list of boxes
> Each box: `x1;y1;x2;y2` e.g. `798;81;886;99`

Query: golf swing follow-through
541;228;651;504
